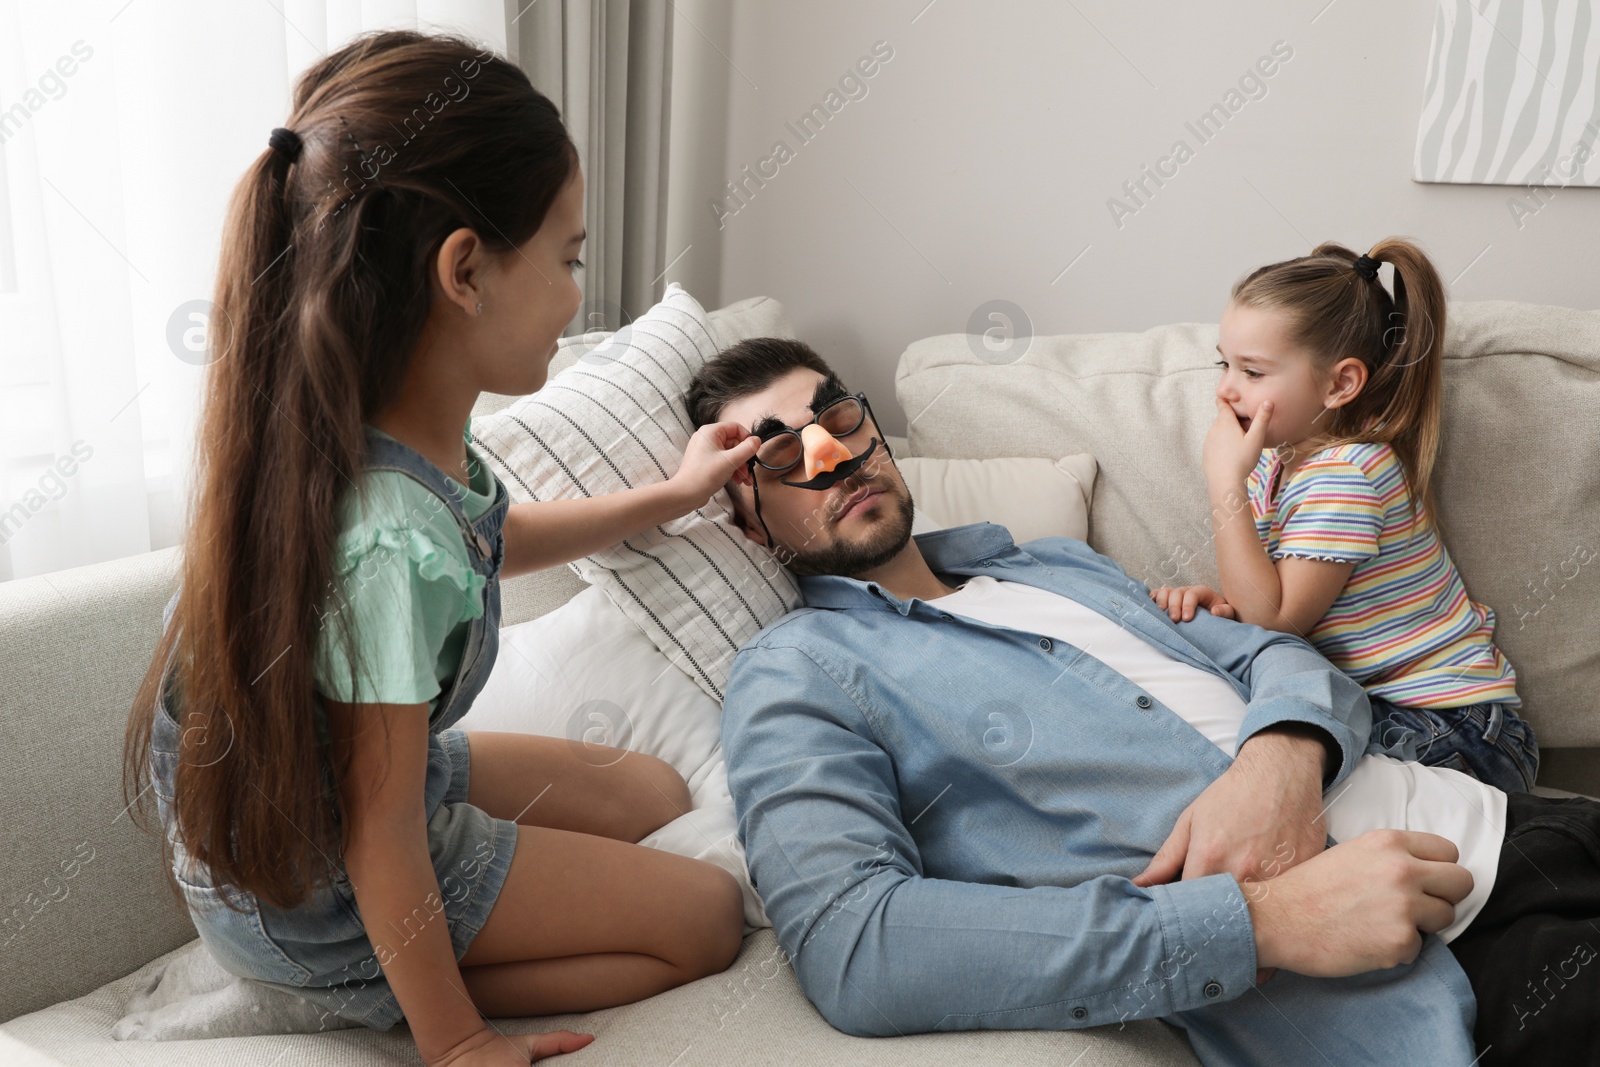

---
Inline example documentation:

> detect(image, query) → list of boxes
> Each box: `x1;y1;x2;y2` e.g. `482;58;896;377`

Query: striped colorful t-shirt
1246;441;1519;710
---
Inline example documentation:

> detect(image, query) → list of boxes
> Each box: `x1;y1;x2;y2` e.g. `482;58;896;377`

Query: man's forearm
1238;722;1338;787
346;824;485;1061
774;867;1258;1036
1227;633;1372;790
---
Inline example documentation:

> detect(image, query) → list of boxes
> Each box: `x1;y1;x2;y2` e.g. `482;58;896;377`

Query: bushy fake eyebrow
749;378;846;438
750;415;786;438
810;376;846;411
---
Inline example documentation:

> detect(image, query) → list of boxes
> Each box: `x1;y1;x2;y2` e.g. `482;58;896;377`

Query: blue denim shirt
721;522;1477;1052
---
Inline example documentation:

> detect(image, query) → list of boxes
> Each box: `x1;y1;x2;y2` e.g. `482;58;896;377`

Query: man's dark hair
685;337;845;429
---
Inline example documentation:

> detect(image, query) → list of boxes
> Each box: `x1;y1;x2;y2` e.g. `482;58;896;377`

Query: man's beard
778;478;917;579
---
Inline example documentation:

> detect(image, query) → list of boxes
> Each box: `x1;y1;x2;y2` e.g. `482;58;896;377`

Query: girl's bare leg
455;731;745;1015
462;730;691;842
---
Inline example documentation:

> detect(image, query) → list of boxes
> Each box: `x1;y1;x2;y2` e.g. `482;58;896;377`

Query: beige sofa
2;294;1596;1065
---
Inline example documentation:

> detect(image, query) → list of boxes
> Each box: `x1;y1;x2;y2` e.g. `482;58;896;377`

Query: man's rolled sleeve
721;639;1260;1036
1182;610;1372;788
1032;535;1371;788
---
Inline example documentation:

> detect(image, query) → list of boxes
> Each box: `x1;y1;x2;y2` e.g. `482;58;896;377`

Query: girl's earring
475;301;483;316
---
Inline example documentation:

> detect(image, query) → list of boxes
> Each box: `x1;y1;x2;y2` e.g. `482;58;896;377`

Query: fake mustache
779;437;880;490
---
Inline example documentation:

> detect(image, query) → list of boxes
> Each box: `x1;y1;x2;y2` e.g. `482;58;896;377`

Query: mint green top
312;420;496;720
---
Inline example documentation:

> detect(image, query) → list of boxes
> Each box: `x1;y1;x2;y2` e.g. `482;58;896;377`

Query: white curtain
513;0;675;338
0;0;510;582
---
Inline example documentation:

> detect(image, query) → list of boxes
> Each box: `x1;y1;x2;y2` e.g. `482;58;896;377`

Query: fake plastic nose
799;423;856;481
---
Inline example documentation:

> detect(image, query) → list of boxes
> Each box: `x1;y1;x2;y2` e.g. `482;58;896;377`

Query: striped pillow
467;283;801;702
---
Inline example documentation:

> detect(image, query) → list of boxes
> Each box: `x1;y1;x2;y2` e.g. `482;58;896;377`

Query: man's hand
1248;829;1473;977
1132;728;1330;889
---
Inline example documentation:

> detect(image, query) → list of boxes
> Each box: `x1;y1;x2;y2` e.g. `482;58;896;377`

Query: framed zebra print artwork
1415;0;1600;188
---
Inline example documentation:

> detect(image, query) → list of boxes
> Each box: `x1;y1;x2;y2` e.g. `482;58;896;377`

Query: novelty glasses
751;391;876;474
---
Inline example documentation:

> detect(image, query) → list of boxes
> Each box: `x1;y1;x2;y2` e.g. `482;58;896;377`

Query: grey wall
665;0;1600;436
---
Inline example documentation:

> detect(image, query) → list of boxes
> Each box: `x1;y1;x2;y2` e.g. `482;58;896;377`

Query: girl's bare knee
684;867;745;977
624;754;691;841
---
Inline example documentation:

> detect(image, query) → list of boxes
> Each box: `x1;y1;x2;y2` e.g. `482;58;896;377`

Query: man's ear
725;481;768;548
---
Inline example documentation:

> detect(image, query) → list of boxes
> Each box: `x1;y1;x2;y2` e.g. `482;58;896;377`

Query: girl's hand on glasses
669;422;762;510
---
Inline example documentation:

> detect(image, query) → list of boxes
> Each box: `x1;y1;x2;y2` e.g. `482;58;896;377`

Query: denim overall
147;424;519;1031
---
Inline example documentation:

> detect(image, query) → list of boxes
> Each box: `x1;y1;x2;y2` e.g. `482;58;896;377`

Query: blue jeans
1367;694;1540;794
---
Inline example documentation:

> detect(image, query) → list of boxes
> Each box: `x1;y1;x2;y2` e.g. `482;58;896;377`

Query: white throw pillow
468;283;800;703
896;453;1097;544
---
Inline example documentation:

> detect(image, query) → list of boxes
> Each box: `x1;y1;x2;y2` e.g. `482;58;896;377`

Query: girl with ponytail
121;30;753;1065
1149;237;1539;795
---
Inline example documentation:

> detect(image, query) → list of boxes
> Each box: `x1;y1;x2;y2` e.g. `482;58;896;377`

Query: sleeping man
688;337;1600;1067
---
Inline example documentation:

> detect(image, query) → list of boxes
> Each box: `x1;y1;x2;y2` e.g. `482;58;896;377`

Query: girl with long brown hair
122;30;755;1066
1149;237;1539;796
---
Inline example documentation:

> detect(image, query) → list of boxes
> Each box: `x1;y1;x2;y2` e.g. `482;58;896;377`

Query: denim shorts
149;706;520;1031
1366;693;1541;795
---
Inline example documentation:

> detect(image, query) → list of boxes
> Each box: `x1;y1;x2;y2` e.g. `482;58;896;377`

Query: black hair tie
268;127;303;163
1353;254;1381;282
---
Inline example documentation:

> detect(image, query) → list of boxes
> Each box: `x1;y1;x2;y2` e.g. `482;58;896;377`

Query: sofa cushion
896;300;1600;748
2;928;1201;1066
0;545;196;1024
898;452;1097;544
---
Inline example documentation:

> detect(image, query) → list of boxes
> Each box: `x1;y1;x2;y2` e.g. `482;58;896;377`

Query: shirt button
1203;980;1223;999
1135;694;1152;709
1071;1006;1088;1020
1038;637;1052;651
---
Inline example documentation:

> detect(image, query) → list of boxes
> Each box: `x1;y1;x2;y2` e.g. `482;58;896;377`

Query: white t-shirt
932;575;1503;942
